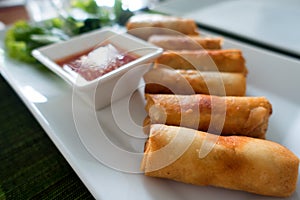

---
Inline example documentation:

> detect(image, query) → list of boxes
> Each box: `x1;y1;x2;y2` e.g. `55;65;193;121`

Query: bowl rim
32;28;163;88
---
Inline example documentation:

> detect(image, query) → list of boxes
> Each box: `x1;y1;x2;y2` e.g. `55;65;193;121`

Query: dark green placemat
0;75;94;200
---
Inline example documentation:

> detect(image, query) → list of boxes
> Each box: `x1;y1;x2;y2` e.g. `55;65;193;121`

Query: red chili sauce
56;44;138;81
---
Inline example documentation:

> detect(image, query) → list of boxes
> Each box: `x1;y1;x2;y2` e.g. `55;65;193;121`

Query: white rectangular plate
1;28;299;199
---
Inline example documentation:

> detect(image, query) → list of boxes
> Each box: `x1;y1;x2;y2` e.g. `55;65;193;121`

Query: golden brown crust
126;14;199;40
148;35;222;50
145;94;272;138
143;116;151;134
141;124;299;197
155;50;248;76
144;68;246;96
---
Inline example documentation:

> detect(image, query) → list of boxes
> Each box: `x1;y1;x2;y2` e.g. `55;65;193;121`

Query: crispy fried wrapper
145;94;272;138
144;68;246;96
126;14;199;40
148;35;222;50
141;124;299;197
155;50;248;75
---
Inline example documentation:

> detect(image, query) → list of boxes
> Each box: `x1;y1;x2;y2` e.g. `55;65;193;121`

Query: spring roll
126;14;199;40
155;50;248;75
145;94;272;138
144;68;246;96
148;35;222;50
141;124;299;197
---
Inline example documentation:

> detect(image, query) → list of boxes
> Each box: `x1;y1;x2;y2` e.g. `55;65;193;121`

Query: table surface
0;76;94;199
0;5;28;24
1;1;299;199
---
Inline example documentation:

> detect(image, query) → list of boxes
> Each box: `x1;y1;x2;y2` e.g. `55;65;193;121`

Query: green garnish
4;0;134;63
5;20;66;63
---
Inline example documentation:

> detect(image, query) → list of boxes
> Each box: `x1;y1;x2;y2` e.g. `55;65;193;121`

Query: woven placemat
0;75;94;199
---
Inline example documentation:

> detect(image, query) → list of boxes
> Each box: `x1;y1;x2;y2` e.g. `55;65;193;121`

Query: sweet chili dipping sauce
56;44;138;81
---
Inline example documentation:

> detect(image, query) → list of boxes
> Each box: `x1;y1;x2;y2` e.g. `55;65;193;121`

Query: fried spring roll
145;94;272;138
155;50;248;75
148;35;222;50
126;14;199;40
144;68;246;96
141;124;299;197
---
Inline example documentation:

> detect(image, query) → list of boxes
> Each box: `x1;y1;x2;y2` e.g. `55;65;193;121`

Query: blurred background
1;0;299;57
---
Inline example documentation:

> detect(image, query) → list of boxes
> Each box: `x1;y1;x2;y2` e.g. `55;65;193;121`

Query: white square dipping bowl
32;29;163;109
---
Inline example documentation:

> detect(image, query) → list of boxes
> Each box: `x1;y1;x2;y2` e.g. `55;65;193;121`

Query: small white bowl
32;28;163;109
